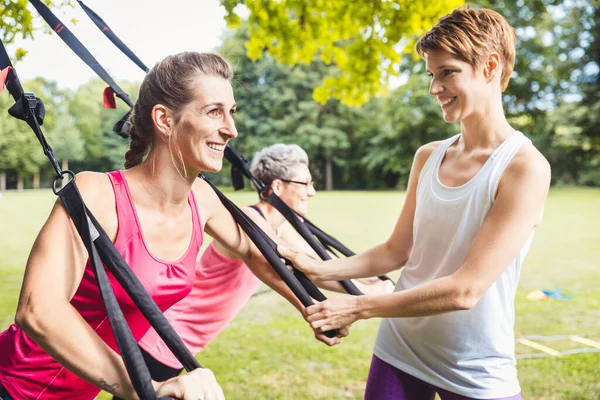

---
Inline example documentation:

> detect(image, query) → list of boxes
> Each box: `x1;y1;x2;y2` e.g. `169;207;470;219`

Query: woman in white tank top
281;7;551;400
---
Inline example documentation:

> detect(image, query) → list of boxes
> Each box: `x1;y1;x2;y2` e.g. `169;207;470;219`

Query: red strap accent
0;66;12;93
103;86;117;109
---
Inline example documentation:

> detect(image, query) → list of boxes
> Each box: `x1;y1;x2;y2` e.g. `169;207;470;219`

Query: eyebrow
426;65;458;73
202;102;237;109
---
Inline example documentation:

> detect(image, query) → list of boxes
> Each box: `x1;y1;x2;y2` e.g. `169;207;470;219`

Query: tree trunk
33;169;40;189
324;148;333;191
17;174;24;191
0;171;6;192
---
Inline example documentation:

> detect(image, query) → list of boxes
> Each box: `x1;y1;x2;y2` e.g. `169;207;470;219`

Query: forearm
357;275;470;320
242;252;305;313
318;243;406;281
17;303;140;399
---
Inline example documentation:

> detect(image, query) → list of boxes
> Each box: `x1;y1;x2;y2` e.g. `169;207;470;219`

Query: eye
230;108;237;117
443;69;455;76
208;108;222;117
427;72;433;79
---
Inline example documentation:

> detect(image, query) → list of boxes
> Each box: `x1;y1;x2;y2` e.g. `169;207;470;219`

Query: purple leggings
365;355;522;400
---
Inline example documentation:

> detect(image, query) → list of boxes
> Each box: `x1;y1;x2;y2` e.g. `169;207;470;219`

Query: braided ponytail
124;105;151;169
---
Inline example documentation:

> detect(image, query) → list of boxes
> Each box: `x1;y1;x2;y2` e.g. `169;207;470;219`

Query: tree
50;111;85;174
220;0;463;106
1;0;73;59
68;78;136;172
0;91;47;190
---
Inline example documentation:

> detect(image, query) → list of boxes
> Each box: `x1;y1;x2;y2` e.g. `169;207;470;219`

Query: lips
207;142;225;151
439;97;457;109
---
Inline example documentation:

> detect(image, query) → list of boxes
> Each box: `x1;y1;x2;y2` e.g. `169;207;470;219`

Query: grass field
1;187;599;399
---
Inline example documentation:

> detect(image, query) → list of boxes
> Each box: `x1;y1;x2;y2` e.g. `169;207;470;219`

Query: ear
151;104;175;140
484;52;502;84
271;179;285;196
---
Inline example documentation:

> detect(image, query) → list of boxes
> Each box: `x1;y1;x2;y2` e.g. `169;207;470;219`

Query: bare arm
14;172;143;399
279;143;439;281
300;145;551;331
197;180;305;313
278;223;394;295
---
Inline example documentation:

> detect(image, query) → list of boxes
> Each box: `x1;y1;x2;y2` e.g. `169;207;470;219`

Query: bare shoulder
414;140;444;166
70;171;117;237
503;140;551;186
72;171;115;214
410;140;445;177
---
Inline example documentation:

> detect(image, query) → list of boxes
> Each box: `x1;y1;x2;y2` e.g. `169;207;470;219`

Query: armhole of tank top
489;134;529;202
415;139;450;196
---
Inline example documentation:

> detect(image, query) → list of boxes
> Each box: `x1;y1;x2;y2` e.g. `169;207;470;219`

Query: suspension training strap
28;0;134;138
77;0;150;73
200;175;339;338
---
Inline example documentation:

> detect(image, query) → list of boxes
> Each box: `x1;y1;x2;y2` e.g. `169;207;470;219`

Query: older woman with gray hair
125;143;393;389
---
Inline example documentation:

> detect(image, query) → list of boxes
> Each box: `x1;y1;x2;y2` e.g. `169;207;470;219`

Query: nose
429;77;444;97
307;183;316;197
221;114;238;139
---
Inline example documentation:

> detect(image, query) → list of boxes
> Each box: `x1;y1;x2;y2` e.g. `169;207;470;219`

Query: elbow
453;284;484;311
15;298;51;336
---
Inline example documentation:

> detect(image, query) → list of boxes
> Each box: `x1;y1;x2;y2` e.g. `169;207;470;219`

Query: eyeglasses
280;179;315;188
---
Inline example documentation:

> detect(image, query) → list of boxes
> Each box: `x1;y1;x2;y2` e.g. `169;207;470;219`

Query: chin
202;159;224;173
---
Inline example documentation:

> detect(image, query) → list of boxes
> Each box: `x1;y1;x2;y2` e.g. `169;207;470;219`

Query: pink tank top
138;242;261;369
0;170;203;400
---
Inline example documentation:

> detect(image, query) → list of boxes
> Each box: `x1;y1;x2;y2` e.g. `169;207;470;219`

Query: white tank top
373;131;533;398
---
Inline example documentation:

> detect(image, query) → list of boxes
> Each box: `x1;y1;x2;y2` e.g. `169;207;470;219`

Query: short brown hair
125;52;233;169
416;7;516;91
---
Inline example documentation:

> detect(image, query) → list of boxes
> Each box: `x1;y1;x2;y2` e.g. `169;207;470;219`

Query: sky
6;0;235;90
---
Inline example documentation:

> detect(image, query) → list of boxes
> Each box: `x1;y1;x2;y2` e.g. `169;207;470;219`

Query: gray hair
249;144;309;187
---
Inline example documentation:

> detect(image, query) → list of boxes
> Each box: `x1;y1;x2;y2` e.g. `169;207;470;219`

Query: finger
277;244;295;259
306;303;323;316
310;319;328;330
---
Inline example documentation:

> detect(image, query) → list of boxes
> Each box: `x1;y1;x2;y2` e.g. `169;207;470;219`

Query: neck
125;147;196;212
254;201;288;232
459;93;514;152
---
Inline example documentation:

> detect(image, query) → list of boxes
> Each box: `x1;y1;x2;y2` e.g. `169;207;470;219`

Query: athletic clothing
374;132;532;398
365;355;523;400
138;241;262;369
0;170;203;400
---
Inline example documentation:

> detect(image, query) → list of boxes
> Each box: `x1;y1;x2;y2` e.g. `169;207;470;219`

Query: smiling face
276;163;316;217
172;75;237;174
425;50;491;124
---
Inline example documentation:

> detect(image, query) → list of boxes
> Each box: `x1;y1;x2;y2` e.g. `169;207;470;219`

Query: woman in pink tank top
0;53;322;400
125;144;394;388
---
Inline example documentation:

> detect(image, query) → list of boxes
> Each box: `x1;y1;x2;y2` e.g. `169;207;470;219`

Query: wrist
356;294;374;320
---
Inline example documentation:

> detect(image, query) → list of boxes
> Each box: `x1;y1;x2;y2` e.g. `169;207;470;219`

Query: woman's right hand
155;368;225;400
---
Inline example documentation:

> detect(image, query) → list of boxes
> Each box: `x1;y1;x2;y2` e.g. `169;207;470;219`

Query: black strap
265;193;363;295
224;144;395;288
304;217;395;284
200;175;339;338
1;42;195;399
28;0;134;108
248;204;265;219
77;0;150;73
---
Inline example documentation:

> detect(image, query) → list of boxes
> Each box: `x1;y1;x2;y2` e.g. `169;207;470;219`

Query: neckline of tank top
116;170;201;265
433;131;524;193
248;204;266;219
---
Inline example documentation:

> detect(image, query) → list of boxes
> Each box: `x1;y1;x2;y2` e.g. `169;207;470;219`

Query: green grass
1;187;599;399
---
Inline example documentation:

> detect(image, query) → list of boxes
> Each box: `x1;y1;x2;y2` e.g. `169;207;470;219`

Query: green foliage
221;0;464;106
0;0;72;58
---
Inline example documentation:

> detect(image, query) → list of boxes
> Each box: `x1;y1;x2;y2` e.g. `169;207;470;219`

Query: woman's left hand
305;296;363;332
